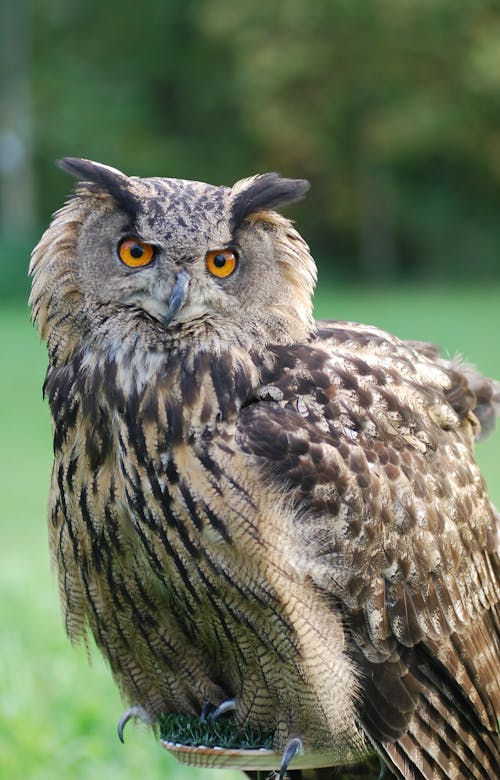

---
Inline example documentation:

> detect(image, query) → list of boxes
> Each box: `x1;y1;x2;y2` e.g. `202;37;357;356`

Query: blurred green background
2;1;500;778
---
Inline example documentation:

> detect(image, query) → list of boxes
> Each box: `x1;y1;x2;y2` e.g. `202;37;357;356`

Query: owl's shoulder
236;320;498;624
239;319;485;459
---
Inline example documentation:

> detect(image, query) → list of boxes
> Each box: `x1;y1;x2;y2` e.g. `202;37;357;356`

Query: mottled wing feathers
237;321;500;779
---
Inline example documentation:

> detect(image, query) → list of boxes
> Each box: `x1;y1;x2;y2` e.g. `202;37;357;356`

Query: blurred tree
2;0;500;299
0;0;35;233
198;0;500;278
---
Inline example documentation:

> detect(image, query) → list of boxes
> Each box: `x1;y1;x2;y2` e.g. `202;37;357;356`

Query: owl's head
30;159;316;361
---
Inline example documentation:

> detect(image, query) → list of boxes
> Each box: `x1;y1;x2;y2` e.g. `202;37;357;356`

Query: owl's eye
118;238;155;268
205;248;238;278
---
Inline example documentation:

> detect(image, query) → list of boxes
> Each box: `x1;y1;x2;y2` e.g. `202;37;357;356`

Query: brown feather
30;161;500;778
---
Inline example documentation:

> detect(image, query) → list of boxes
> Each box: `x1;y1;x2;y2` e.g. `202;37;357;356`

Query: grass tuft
159;713;274;750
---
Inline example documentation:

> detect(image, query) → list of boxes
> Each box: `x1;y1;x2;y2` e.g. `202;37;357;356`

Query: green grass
159;713;273;750
1;284;500;779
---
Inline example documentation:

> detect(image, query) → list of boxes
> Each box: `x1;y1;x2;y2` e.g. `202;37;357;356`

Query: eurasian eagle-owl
30;158;500;780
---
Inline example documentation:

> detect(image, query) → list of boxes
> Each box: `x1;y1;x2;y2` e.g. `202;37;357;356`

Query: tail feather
356;603;500;778
382;687;499;780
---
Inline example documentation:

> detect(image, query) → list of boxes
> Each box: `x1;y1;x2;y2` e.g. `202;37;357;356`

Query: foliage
2;0;500;301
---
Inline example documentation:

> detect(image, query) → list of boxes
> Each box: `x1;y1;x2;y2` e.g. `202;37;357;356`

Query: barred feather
31;160;500;779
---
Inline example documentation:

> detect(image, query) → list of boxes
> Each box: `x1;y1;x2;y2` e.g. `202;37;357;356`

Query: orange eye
205;248;238;278
118;237;155;268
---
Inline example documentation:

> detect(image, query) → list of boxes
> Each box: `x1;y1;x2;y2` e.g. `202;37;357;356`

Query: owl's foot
117;705;151;743
279;737;303;779
199;698;237;723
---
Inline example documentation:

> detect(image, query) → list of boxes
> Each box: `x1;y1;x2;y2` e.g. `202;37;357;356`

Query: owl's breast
45;348;365;754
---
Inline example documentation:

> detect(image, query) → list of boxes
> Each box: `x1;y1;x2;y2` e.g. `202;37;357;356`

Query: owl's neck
44;329;277;454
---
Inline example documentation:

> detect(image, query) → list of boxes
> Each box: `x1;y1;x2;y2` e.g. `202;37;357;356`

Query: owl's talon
117;705;150;743
378;758;389;780
279;737;303;779
200;701;216;722
209;697;237;722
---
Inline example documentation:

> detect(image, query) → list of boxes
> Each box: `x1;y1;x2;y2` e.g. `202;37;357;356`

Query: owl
30;158;500;780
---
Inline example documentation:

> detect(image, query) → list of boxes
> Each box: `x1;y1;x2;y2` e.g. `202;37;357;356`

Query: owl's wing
237;322;500;780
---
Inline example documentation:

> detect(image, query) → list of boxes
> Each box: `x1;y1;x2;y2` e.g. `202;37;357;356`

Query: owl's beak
163;271;190;326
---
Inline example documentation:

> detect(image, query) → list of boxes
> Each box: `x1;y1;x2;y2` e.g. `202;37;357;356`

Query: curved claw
209;698;237;722
279;737;303;779
199;701;215;723
117;705;150;743
378;759;389;780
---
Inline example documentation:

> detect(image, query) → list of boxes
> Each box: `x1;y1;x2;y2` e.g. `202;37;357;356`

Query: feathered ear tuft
230;173;310;229
57;157;127;182
57;157;139;217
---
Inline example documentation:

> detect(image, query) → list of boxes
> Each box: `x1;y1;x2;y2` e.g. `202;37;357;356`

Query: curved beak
163;270;190;326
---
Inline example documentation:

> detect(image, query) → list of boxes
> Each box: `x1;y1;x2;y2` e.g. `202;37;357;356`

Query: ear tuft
231;173;310;229
58;157;128;182
57;158;139;217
